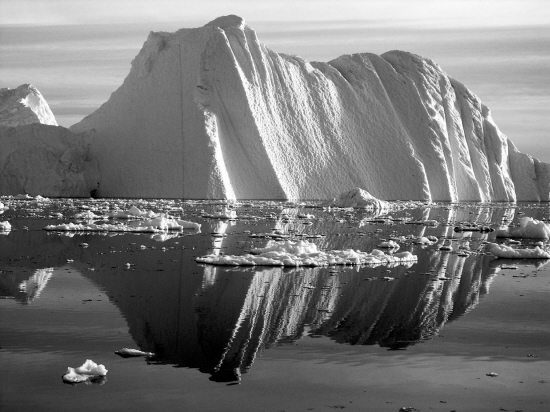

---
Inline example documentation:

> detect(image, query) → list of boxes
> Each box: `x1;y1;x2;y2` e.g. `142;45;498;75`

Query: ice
0;84;57;127
486;242;550;259
328;188;388;209
196;239;417;267
495;216;550;239
62;359;107;384
114;348;154;358
68;16;550;201
0;124;99;197
0;221;10;231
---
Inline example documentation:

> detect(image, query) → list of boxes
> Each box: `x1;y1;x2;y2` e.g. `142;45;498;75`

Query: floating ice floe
378;240;400;249
110;205;158;219
44;215;200;232
495;217;550;239
486;243;550;259
0;221;11;231
62;359;107;384
114;348;154;358
196;239;417;267
327;188;388;210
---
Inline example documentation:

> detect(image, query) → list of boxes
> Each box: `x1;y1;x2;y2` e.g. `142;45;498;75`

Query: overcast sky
1;0;549;161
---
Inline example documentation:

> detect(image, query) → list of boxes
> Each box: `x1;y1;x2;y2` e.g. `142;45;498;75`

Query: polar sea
1;198;549;412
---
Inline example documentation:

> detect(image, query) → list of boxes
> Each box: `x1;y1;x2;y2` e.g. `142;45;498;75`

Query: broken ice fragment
114;348;154;358
62;359;107;383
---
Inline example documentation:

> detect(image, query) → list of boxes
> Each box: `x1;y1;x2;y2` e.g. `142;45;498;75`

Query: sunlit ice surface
1;197;549;411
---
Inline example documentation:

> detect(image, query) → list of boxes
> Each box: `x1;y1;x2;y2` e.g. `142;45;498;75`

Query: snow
196;239;417;267
486;242;550;259
62;359;108;384
495;217;550;239
0;84;57;127
0;124;99;197
70;15;550;201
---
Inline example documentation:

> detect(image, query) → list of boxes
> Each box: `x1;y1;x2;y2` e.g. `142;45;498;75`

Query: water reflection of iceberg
83;203;529;383
17;268;53;303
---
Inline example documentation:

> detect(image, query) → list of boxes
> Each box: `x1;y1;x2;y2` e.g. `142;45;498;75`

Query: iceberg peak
0;84;57;127
206;15;246;30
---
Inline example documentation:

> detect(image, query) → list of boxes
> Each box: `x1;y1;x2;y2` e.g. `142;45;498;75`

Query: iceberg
0;124;100;197
70;15;550;201
0;84;57;127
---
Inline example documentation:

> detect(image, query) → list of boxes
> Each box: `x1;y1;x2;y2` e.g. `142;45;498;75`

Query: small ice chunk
0;221;11;231
114;348;154;358
62;359;107;383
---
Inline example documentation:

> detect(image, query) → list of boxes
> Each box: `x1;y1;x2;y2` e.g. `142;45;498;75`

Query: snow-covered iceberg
0;84;57;127
0;123;100;197
71;15;550;201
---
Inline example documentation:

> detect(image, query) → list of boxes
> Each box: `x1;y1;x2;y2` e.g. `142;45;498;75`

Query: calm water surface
1;199;549;411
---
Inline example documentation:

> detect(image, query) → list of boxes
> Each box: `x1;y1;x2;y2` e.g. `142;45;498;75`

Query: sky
1;0;549;161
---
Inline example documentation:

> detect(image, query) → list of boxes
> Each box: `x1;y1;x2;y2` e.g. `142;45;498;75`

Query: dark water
1;199;549;411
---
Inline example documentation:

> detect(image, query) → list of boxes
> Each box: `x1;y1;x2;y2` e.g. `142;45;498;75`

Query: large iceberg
71;15;549;201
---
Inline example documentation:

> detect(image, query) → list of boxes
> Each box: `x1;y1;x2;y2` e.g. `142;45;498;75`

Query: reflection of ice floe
486;242;550;259
495;217;550;239
18;268;53;303
62;359;108;384
0;220;10;234
196;239;417;267
203;207;237;219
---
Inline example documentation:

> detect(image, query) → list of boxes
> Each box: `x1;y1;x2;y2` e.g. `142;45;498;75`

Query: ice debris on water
0;221;11;231
115;348;154;358
495;217;550;239
44;215;200;233
62;359;107;384
486;243;550;259
196;239;417;267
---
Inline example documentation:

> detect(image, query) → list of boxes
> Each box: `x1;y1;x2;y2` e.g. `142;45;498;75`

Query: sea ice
486;243;550;259
62;359;107;384
495;217;550;239
115;348;154;358
196;239;417;267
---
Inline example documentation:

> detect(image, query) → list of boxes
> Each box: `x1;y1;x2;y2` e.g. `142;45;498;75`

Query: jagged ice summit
1;15;549;202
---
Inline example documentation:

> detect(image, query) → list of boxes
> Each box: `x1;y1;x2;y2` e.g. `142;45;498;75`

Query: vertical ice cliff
0;84;58;127
71;15;550;201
